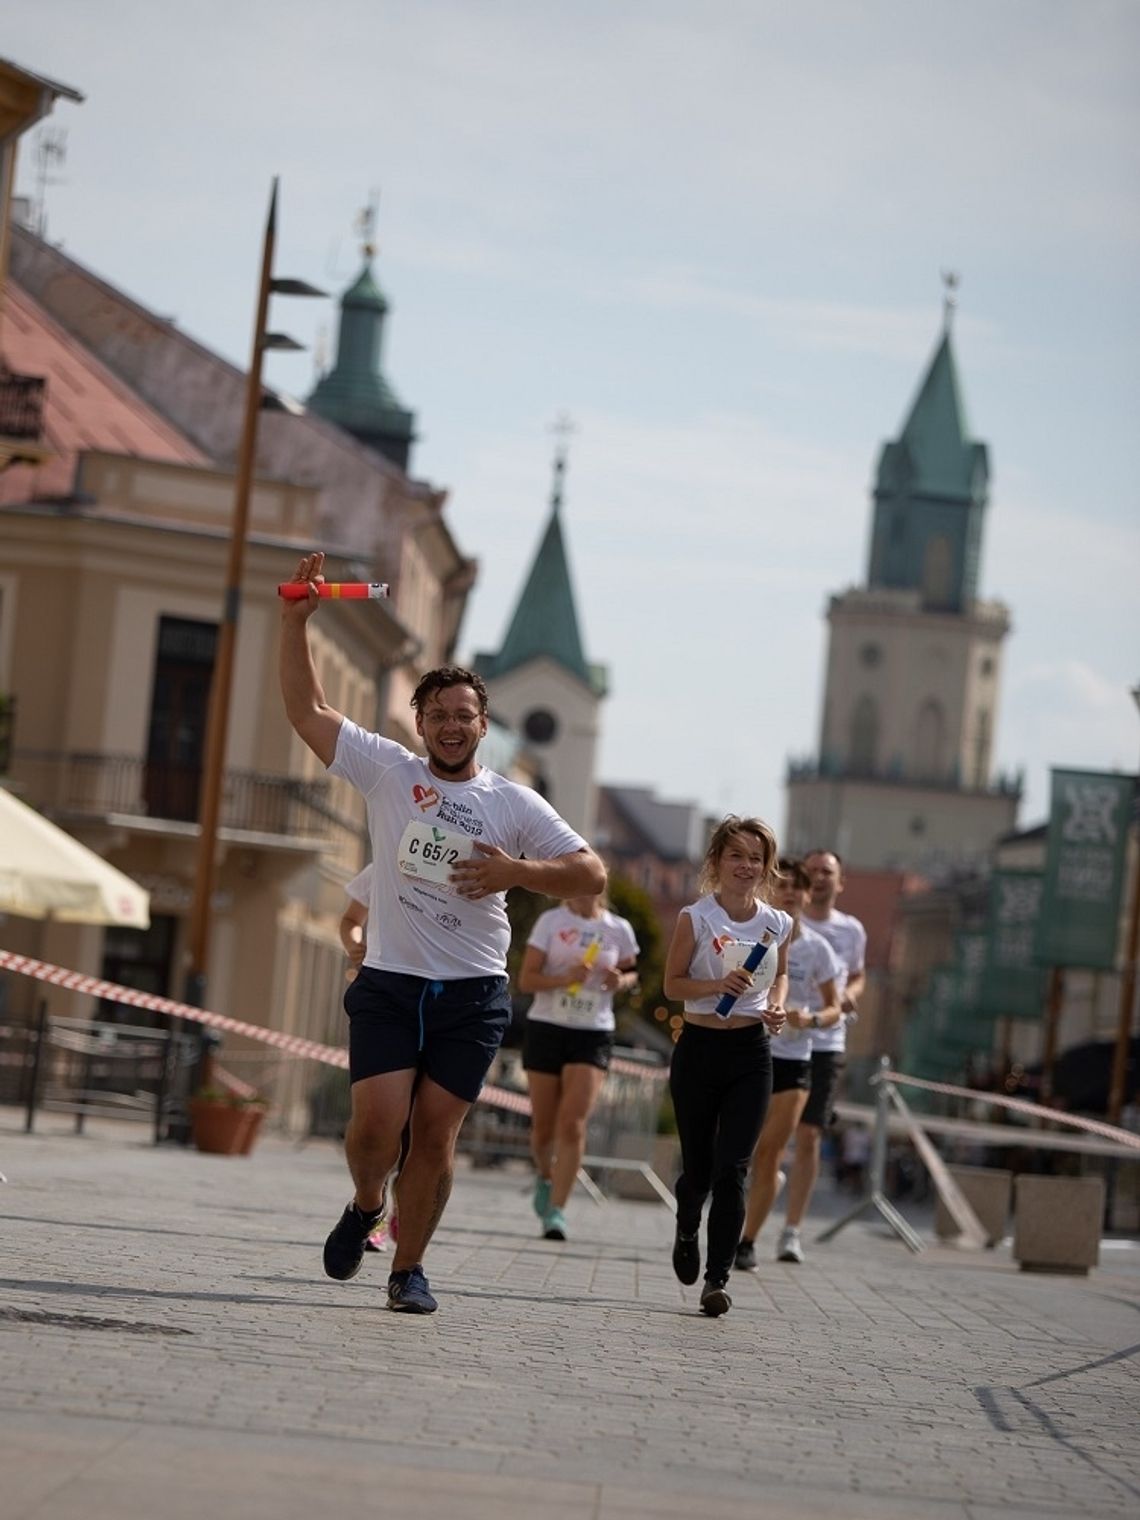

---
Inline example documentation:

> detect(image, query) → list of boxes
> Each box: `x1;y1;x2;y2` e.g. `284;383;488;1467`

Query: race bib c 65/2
397;819;475;889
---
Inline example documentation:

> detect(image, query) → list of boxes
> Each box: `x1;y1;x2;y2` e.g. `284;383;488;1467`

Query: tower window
921;535;954;608
849;695;879;775
523;708;558;745
913;698;946;780
859;643;882;669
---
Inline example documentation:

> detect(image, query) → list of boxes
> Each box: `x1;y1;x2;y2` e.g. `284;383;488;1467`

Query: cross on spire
941;269;960;331
548;412;577;514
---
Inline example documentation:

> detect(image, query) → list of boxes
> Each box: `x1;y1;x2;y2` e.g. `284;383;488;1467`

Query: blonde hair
698;815;780;897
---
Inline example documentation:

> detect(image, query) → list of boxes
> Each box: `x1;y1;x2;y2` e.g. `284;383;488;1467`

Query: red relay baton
277;582;390;601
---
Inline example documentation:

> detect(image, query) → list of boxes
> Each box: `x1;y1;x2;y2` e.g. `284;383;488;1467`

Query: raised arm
279;552;345;767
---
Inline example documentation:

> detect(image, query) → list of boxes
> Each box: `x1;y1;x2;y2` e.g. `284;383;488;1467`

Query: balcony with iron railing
6;749;353;845
786;753;1024;798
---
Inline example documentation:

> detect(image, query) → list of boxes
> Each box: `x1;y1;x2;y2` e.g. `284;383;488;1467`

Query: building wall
0;461;411;1097
785;775;1019;873
482;656;600;838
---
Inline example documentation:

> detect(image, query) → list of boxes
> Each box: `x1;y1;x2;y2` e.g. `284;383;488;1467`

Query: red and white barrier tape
0;949;532;1116
884;1069;1140;1151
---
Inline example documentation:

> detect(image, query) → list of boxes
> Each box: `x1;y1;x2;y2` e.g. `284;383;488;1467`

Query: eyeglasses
422;709;482;728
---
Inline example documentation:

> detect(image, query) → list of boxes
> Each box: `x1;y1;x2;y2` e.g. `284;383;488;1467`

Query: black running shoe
387;1264;438;1314
700;1279;732;1317
733;1237;757;1272
323;1200;383;1281
672;1225;700;1285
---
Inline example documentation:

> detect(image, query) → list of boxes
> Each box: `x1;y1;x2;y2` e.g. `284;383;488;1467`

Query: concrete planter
935;1165;1012;1247
605;1133;679;1201
1013;1174;1104;1275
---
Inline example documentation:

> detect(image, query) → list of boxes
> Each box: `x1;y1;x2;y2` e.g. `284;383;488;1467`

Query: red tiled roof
0;282;207;504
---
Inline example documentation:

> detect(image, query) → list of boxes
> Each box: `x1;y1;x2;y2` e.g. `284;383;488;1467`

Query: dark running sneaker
733;1237;757;1272
387;1265;438;1314
700;1279;732;1317
672;1225;700;1285
323;1199;384;1281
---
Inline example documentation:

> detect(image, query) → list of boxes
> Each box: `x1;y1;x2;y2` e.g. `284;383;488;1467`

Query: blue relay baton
715;941;771;1017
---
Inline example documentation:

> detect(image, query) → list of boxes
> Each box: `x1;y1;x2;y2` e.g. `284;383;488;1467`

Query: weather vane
355;189;380;259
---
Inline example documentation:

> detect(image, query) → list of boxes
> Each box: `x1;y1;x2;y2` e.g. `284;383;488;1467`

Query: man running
777;849;865;1264
280;552;606;1313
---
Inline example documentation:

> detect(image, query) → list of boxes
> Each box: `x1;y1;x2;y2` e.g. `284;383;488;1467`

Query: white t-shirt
344;864;373;906
329;719;587;979
802;908;866;1054
526;905;640;1033
681;894;793;1020
769;924;843;1062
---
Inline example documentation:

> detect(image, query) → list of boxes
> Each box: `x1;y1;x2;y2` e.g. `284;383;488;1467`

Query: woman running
663;816;791;1316
519;892;639;1240
734;858;841;1271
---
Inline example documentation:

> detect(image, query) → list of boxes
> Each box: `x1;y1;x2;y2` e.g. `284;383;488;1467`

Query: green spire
306;245;416;470
475;442;606;695
877;327;986;503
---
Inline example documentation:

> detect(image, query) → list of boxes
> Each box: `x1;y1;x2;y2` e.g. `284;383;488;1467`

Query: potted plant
189;1087;266;1156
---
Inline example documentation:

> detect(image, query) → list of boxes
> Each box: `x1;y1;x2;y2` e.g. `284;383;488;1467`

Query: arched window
913;699;946;779
922;535;954;608
849;694;879;775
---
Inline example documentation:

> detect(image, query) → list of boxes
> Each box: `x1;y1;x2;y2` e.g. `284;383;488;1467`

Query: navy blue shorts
344;968;511;1103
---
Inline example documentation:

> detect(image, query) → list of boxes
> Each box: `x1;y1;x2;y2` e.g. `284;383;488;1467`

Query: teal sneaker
533;1177;552;1219
543;1206;567;1241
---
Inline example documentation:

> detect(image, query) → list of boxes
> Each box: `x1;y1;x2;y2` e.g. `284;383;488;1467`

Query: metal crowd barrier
819;1055;1140;1254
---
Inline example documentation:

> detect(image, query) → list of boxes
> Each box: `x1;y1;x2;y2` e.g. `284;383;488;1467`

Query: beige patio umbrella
0;786;150;928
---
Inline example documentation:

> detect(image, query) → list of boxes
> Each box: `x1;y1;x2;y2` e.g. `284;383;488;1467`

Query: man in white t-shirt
280;552;606;1313
778;849;866;1264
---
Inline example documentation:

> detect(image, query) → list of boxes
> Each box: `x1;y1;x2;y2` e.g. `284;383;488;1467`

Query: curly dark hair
410;666;489;715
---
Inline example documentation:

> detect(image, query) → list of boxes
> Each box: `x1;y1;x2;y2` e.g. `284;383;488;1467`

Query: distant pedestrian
339;862;372;970
734;858;841;1270
778;849;866;1264
663;816;790;1317
518;892;639;1240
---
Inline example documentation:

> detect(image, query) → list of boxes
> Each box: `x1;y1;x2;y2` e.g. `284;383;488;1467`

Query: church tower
785;289;1021;872
307;207;416;470
474;425;607;837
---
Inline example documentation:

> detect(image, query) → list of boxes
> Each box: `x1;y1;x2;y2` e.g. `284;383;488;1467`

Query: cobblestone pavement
1;1115;1138;1519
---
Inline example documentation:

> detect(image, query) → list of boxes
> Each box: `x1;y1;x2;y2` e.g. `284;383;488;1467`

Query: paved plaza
1;1113;1138;1520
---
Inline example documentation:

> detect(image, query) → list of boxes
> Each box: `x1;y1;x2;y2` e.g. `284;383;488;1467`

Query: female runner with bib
518;893;639;1241
663;817;791;1316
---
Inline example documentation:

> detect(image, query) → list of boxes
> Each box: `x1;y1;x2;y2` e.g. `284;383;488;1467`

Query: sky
10;1;1140;831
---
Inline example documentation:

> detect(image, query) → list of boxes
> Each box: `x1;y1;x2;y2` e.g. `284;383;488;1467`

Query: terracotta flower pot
189;1097;254;1156
237;1105;267;1155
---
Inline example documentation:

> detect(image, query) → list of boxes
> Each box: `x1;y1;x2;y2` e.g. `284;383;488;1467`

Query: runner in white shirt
518;894;639;1241
779;849;867;1264
662;816;791;1317
734;859;841;1271
280;551;606;1314
339;863;372;969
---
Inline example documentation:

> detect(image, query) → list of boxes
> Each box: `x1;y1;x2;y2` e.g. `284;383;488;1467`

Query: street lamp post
182;178;323;1009
1106;684;1140;1125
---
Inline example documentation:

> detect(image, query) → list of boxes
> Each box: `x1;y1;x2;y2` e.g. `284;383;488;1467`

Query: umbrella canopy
0;787;150;928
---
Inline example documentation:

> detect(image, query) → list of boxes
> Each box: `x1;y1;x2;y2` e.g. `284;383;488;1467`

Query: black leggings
669;1021;773;1284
